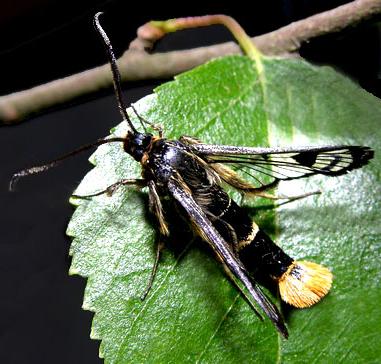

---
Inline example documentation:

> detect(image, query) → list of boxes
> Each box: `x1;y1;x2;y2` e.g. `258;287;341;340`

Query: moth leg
208;213;239;255
72;178;146;198
148;180;169;236
140;180;169;300
131;105;163;137
209;163;280;194
212;163;320;202
179;135;203;145
140;238;165;301
250;190;321;202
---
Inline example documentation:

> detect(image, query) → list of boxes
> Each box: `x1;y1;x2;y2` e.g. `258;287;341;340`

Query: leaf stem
147;15;262;63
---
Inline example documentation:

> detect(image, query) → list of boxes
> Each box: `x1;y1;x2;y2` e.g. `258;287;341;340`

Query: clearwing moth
10;13;374;338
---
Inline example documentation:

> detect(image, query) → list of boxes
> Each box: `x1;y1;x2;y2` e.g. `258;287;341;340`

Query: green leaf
67;55;381;363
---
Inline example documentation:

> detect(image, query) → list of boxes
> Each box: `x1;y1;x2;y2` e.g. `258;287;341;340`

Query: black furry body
145;138;293;280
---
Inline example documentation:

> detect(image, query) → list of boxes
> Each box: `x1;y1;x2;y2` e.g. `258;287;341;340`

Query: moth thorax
278;260;333;308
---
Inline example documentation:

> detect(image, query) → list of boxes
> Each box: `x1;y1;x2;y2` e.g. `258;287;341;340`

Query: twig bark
1;0;380;124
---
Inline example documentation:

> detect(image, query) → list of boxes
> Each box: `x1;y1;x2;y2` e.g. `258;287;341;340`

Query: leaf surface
67;55;381;363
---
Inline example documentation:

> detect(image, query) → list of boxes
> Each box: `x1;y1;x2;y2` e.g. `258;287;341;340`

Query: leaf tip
69;195;82;206
90;325;100;340
98;343;105;359
68;266;79;276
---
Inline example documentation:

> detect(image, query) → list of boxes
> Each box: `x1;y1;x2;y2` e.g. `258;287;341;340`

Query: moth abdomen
203;186;333;309
236;226;332;308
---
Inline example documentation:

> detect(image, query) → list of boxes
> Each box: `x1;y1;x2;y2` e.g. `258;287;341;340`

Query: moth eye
142;135;152;148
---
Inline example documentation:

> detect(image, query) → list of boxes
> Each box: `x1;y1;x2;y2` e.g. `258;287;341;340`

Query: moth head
124;131;153;161
278;260;333;308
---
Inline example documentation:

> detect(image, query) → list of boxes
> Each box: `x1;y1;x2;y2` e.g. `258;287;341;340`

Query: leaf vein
195;293;241;364
115;240;194;362
193;80;259;137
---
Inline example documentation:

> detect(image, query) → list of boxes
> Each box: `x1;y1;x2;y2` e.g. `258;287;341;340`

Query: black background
0;1;380;363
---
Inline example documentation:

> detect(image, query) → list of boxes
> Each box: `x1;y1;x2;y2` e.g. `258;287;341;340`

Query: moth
10;13;374;338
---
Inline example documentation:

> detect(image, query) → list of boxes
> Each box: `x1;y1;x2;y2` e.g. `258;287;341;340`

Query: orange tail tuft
278;261;333;308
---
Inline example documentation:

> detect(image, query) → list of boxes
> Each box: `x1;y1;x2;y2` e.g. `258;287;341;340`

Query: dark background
0;1;380;363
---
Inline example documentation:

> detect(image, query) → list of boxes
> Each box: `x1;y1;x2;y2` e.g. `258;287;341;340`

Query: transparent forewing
167;175;288;337
190;144;373;188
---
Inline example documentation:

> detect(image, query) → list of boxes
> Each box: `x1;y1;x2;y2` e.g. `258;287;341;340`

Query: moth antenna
9;137;125;191
278;261;333;308
93;12;138;134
